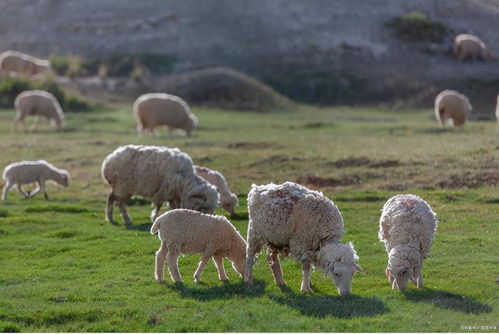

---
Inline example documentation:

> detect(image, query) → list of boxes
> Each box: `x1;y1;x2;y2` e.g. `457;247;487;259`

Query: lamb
2;160;69;200
14;90;65;131
195;165;239;215
245;182;361;295
453;34;492;61
0;50;51;77
133;93;198;137
378;194;438;291
101;145;219;225
150;209;246;283
434;90;471;127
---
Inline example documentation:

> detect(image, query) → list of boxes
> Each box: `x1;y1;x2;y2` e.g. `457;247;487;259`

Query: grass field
0;104;497;332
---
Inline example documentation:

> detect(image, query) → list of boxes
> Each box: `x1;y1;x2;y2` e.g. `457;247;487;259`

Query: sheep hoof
244;279;253;286
300;286;313;293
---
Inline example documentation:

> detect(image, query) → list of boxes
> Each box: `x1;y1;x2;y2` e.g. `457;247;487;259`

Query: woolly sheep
378;194;438;291
133;93;198;137
453;34;492;61
434;90;471;127
101;145;219;225
245;182;361;295
14;90;65;131
0;50;51;77
150;209;246;283
2;160;69;200
195;165;239;215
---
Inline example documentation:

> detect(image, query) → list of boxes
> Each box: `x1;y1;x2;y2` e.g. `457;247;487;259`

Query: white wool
0;50;51;77
195;165;238;214
434;90;471;127
14;90;64;130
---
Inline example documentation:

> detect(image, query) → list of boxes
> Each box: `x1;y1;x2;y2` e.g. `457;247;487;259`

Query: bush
0;77;32;108
138;53;177;74
386;11;449;43
64;95;91;112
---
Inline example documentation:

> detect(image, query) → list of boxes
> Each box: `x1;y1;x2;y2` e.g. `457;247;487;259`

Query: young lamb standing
2;160;69;200
14;90;65;132
434;90;471;127
195;165;239;215
101;145;219;225
150;209;247;283
133;93;198;137
245;182;361;295
0;50;51;78
378;194;438;291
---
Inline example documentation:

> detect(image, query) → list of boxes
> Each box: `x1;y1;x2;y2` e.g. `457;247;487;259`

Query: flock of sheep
0;31;494;296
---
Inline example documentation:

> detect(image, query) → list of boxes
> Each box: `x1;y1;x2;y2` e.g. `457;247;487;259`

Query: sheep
150;209;246;283
2;160;69;200
453;34;492;62
133;93;198;137
14;90;65;132
245;182;361;295
0;50;51;77
195;165;239;215
101;145;219;225
378;194;438;291
434;90;471;127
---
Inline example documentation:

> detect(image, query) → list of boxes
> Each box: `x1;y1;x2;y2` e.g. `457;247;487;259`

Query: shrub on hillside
386;11;449;43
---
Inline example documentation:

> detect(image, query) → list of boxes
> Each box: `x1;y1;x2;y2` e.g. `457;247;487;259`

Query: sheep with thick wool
2;160;69;200
453;34;492;61
150;209;246;283
133;93;198;137
245;182;361;295
14;90;65;131
195;165;239;215
434;90;471;127
101;145;219;225
378;194;438;291
0;50;51;77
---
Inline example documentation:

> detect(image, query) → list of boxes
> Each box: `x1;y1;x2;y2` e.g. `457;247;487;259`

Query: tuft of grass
0;208;9;217
25;205;90;214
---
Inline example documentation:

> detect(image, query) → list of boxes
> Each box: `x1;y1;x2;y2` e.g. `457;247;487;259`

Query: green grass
0;105;497;332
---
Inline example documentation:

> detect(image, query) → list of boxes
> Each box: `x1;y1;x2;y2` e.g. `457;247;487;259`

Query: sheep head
222;193;239;215
181;181;219;213
387;245;421;291
318;242;362;296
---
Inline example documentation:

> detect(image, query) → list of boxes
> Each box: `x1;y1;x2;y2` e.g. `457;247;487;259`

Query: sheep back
0;50;50;76
248;182;344;261
15;90;64;123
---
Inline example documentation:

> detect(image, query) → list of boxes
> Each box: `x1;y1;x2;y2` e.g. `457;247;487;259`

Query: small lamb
2;160;70;200
378;194;438;291
150;209;247;283
195;165;239;215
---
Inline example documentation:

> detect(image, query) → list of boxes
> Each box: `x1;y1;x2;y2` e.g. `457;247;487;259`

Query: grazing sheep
150;209;246;283
195;165;239;215
453;34;492;61
101;145;219;225
245;182;361;295
133;93;198;137
2;160;69;200
378;194;438;291
434;90;471;127
14;90;65;131
0;50;51;77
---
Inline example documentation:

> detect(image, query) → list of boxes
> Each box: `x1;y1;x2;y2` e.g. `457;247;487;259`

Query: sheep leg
267;251;286;286
150;202;162;223
300;261;313;293
193;253;211;283
30;116;40;131
154;241;168;283
244;241;262;285
416;264;424;288
118;200;132;225
17;185;30;199
14;116;26;133
213;255;229;281
105;192;118;225
29;185;40;198
37;181;49;200
166;250;182;282
1;181;14;200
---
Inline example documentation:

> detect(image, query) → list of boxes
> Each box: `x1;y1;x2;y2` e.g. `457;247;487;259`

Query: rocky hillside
1;0;498;110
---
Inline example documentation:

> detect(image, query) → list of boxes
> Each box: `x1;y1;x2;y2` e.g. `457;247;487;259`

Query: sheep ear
354;263;363;274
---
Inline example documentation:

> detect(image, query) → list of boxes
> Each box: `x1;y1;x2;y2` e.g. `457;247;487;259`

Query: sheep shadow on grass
404;289;492;314
268;290;388;318
166;279;266;301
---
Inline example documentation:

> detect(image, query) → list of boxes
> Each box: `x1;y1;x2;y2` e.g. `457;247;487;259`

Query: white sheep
133;93;198;137
195;165;239;215
2;160;69;200
434;90;471;127
453;34;492;62
245;182;361;295
150;209;246;283
14;90;65;132
101;145;219;225
378;194;438;291
0;50;51;78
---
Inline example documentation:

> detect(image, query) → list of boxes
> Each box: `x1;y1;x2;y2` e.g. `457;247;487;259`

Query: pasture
0;105;497;332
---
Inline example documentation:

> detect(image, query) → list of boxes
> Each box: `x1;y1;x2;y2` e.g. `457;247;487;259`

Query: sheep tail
150;218;161;235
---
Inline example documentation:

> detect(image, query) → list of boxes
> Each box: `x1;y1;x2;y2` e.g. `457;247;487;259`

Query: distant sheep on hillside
0;50;51;77
453;34;492;61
